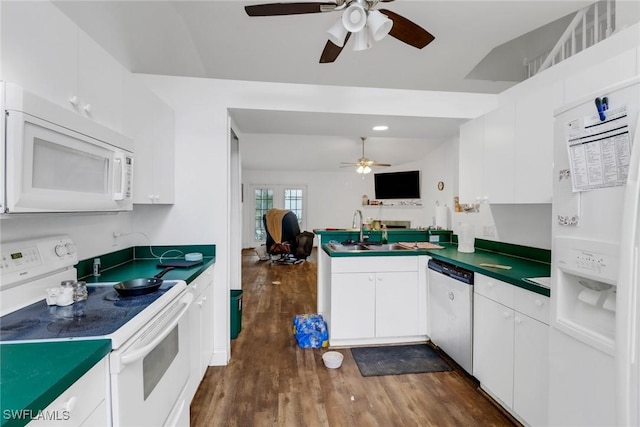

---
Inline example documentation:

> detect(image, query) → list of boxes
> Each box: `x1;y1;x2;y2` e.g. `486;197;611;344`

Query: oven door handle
121;292;194;366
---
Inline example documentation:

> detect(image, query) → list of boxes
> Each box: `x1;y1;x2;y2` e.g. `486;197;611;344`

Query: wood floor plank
190;248;518;426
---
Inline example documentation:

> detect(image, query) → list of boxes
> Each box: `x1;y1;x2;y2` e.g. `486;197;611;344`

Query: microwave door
5;111;133;212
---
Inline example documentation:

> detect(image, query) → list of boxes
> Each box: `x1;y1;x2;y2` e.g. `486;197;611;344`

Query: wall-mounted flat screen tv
374;170;420;199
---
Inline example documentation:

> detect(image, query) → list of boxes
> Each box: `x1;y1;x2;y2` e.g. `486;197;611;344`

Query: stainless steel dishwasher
427;258;474;373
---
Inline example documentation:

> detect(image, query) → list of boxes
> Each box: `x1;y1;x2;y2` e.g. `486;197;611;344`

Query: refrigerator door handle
616;111;640;427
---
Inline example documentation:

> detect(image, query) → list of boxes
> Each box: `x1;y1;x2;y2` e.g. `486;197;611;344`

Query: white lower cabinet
513;312;549;427
331;273;376;340
473;274;549;427
328;256;425;346
27;357;108;427
375;271;419;338
186;266;215;403
473;294;515;407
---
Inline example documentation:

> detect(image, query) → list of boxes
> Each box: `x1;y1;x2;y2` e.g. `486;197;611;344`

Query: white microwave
2;83;134;213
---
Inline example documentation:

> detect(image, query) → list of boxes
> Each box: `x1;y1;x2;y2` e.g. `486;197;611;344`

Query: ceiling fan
244;0;435;63
341;137;391;174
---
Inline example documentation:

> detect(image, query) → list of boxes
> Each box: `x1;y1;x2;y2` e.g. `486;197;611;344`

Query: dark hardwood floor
190;248;517;426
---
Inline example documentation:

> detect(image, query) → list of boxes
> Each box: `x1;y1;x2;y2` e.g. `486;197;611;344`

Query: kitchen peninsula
314;229;550;347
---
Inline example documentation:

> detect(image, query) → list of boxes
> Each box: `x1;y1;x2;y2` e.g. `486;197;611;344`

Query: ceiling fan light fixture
327;18;348;47
356;164;372;174
341;2;367;33
367;10;393;41
353;27;370;51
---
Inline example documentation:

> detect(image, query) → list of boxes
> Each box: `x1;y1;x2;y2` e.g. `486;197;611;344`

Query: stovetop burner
0;281;178;343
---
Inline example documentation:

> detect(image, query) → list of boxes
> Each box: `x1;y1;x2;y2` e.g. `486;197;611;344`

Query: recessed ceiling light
372;125;388;131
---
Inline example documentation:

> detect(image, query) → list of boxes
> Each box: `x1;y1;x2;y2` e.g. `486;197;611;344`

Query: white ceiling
53;0;593;171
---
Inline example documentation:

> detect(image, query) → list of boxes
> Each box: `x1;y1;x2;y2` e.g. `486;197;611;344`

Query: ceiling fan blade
319;33;351;63
245;2;336;16
370;162;391;167
378;9;435;49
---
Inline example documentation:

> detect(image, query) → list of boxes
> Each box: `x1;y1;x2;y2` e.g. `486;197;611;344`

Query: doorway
245;184;307;248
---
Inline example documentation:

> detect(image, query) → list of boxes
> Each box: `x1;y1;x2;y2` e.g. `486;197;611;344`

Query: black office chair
263;209;313;264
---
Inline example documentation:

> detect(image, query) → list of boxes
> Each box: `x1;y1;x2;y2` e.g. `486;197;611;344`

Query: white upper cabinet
1;1;124;132
123;74;175;205
563;48;638;104
77;32;124;132
1;1;79;107
459;102;517;205
458;116;485;204
513;81;563;203
483;103;516;204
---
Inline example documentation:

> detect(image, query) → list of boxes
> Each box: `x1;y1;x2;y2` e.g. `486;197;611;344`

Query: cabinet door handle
68;95;79;107
448;291;454;300
369;275;374;281
535;299;543;307
515;317;522;324
503;311;511;319
83;103;92;114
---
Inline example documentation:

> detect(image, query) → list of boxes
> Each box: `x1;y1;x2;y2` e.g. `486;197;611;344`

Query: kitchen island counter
0;339;111;427
322;242;550;297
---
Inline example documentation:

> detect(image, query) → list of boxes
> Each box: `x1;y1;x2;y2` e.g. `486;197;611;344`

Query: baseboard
209;349;229;366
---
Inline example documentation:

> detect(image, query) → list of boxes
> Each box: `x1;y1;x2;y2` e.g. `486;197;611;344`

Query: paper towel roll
435;205;449;229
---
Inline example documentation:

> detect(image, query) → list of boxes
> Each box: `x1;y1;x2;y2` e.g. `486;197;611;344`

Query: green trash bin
230;290;243;339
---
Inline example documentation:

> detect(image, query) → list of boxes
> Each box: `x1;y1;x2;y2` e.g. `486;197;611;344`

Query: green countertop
0;340;111;427
83;257;215;285
0;244;216;426
322;242;550;297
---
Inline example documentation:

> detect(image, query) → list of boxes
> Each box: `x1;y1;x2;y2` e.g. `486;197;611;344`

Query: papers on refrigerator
564;105;632;191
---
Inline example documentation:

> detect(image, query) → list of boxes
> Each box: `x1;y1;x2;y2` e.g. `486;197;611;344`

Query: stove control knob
65;243;76;255
55;245;68;257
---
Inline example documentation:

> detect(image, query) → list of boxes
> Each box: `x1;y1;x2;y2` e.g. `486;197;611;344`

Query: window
284;189;303;227
254;188;273;241
247;185;307;247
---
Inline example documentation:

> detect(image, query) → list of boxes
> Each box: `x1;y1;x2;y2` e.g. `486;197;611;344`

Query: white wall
0;213;133;259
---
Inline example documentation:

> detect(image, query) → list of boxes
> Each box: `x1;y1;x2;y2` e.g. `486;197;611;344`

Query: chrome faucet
352;209;363;242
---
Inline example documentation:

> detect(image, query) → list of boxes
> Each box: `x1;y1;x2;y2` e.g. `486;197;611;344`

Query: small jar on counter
73;281;88;301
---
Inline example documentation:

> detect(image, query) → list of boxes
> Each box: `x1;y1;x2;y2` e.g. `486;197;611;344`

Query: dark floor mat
351;344;452;377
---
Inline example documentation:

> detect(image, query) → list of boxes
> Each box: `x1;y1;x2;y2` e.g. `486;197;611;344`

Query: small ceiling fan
341;137;391;174
244;0;435;63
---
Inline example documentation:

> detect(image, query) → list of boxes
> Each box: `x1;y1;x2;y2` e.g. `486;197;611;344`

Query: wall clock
437;181;445;191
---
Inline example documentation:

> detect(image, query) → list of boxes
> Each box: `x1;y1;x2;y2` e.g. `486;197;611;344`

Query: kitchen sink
329;242;370;251
328;242;411;252
363;243;411;251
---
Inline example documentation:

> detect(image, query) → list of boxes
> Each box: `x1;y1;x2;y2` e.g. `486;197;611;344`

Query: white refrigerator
549;76;640;426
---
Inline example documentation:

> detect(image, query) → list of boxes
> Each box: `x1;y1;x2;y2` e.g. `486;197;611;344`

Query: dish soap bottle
381;225;388;244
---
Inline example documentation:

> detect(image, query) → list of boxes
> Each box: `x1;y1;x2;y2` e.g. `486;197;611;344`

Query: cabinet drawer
189;266;214;299
27;358;107;427
514;286;550;324
332;256;418;273
474;274;515;307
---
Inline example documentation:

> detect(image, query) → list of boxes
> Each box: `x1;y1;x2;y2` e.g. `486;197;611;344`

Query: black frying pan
113;267;175;297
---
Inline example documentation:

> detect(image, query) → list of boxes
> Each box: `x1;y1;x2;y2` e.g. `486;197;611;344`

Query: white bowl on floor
322;351;344;369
